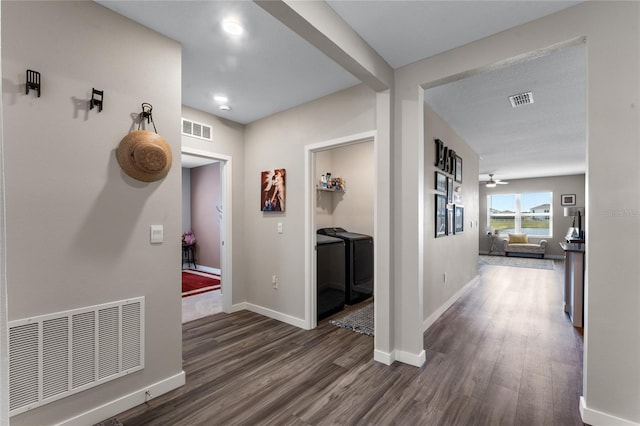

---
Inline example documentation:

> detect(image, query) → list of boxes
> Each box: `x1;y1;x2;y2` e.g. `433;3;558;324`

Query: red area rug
182;270;221;297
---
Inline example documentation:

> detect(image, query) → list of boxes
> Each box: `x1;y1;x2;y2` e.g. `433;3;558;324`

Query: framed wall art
454;205;464;234
447;205;454;235
435;171;447;193
454;155;463;183
561;194;576;206
435;194;447;238
447;177;453;204
261;169;286;212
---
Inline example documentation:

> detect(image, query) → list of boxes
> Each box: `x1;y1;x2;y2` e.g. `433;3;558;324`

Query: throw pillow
508;233;528;244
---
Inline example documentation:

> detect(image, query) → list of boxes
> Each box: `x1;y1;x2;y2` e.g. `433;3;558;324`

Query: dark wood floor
112;260;584;425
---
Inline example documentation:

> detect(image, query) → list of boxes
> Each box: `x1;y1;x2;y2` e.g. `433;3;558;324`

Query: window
488;192;552;237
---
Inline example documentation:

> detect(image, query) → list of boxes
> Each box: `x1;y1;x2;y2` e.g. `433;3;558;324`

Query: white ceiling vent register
8;297;145;417
509;92;534;107
182;118;212;141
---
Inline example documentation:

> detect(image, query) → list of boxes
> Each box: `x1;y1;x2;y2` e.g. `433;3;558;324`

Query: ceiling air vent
509;92;534;108
182;118;212;141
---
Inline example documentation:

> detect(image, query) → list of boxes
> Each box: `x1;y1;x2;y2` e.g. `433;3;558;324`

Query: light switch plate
277;222;283;234
150;225;163;244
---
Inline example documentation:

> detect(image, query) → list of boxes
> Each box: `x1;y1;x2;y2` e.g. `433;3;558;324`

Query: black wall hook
26;69;41;97
90;88;104;112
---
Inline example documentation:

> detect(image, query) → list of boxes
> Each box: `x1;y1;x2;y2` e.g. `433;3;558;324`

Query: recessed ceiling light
222;20;243;36
219;105;231;111
214;95;228;103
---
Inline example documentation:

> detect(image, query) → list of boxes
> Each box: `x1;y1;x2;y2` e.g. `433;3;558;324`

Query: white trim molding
423;275;479;332
244;303;307;330
56;371;185;426
580;397;640;426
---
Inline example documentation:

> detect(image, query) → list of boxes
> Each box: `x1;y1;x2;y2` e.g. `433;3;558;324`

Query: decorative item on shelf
116;103;172;183
90;88;104;112
26;69;41;97
318;172;345;191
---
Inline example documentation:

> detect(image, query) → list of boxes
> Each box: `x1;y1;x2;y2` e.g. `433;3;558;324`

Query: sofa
502;233;547;258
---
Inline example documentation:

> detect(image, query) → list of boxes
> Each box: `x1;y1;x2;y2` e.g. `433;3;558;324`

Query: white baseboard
194;265;221;275
56;371;185;426
373;349;394;365
244;302;307;329
394;349;426;367
423;275;479;332
580;397;640;426
229;302;247;313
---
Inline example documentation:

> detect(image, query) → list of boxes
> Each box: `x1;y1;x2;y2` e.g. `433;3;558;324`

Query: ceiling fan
484;174;509;188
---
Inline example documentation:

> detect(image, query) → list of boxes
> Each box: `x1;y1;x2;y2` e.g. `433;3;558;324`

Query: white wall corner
423;275;479;332
244;303;307;329
56;371;186;426
580;397;640;426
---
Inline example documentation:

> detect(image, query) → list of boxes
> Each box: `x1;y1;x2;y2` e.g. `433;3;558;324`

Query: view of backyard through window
488;192;552;236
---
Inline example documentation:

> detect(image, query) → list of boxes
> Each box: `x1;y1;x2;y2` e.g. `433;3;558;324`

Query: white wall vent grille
509;91;534;107
182;118;212;141
8;297;145;417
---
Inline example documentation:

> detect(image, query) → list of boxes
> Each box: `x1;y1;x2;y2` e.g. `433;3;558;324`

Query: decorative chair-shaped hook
90;88;104;112
138;103;157;133
26;69;41;97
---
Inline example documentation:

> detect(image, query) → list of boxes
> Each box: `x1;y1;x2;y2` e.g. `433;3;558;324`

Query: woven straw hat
116;130;172;182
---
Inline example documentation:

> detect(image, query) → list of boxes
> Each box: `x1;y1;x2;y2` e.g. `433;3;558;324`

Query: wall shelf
316;186;345;193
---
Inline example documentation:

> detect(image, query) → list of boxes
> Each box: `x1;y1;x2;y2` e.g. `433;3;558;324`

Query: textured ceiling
425;44;586;182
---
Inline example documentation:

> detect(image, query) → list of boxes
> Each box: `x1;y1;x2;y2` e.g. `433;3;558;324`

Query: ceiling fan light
486;182;496;188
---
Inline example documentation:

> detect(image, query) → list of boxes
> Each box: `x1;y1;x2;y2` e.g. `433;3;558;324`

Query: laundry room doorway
305;131;376;330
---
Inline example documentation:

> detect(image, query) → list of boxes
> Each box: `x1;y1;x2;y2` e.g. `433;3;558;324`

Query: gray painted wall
191;162;221;269
479;174;586;258
2;2;183;424
315;141;374;237
182;168;191;233
424;104;479;321
244;84;376;320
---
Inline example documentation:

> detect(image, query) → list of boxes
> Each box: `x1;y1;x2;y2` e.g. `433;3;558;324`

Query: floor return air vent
8;297;145;416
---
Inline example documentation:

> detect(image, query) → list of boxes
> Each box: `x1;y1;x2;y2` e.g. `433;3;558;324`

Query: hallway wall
191;162;221;269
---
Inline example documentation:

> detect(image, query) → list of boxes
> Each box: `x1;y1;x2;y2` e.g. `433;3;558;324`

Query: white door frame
304;130;377;330
182;147;233;313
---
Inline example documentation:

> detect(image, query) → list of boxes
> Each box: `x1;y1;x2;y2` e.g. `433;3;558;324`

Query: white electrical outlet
277;222;283;234
272;275;278;289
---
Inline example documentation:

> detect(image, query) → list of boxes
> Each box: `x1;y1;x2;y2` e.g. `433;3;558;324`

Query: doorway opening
304;131;376;330
181;148;233;321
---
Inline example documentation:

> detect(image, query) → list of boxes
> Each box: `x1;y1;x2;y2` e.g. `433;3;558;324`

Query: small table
182;243;196;269
487;234;501;255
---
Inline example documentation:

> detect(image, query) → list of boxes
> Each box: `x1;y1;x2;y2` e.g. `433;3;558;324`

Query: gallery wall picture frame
447;177;453;204
435;171;447;193
447;205;454;235
261;169;286;212
454;205;464;234
561;194;576;206
454;155;463;183
435;194;447;238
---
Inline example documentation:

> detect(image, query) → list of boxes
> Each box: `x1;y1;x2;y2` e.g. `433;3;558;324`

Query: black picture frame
435;171;447;193
447;177;453;204
454;205;464;234
454;156;463;183
561;194;576;206
435;194;447;238
447;205;454;235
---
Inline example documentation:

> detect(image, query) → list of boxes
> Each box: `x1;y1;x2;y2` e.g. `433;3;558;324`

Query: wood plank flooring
112;260;584;425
